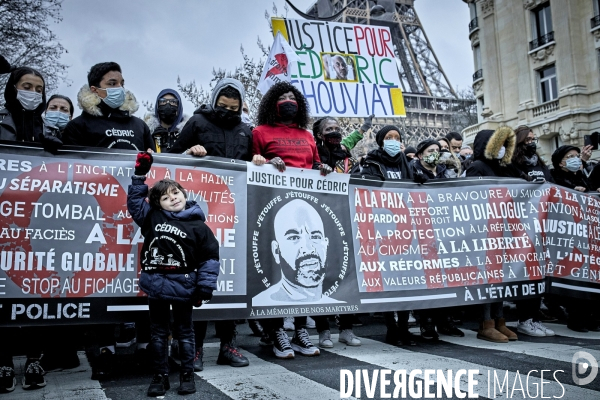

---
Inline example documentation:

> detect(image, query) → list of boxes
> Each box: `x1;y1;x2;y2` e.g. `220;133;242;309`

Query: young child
127;152;219;397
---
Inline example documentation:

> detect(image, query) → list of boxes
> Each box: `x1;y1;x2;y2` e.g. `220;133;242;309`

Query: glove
41;125;63;154
361;114;374;132
192;287;213;307
413;168;429;184
319;163;333;176
134;151;153;176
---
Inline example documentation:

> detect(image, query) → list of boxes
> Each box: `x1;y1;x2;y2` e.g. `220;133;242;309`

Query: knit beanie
376;125;402;147
551;145;579;169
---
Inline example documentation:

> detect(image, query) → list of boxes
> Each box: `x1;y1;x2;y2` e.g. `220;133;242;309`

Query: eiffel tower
293;0;469;150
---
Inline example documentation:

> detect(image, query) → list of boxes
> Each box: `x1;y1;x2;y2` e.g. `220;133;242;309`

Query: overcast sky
52;0;473;118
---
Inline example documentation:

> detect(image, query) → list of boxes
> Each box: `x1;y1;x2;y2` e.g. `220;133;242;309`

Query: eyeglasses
158;98;178;106
524;138;538;144
563;153;580;160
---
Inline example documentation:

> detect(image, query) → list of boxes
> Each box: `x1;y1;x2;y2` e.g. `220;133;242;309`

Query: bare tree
0;0;69;104
177;44;266;126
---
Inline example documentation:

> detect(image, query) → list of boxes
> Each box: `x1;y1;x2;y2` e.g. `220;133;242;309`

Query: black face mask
277;100;298;121
214;106;241;126
157;104;178;125
324;130;342;148
523;142;537;156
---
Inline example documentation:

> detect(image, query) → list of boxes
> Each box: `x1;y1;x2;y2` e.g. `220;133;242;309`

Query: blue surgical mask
565;157;582;172
45;111;70;129
383;140;401;157
98;87;125;109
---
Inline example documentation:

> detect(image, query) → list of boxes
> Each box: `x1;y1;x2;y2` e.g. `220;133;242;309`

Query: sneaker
291;328;320;356
193;348;204;372
248;320;264;337
273;328;294;358
115;322;137;348
319;330;334;348
533;321;555;337
0;366;16;393
517;319;545;337
283;317;295;331
305;316;316;329
259;332;273;346
217;343;249;367
91;347;113;380
339;329;361;346
147;373;170;397
22;360;46;390
437;319;465;337
178;371;196;395
420;318;439;340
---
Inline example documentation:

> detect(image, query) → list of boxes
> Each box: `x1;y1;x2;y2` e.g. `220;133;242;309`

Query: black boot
248;320;264;337
178;371;196;395
193;348;203;372
147;373;169;397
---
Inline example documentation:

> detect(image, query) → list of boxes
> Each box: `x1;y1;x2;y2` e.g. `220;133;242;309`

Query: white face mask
16;89;43;111
496;146;506;159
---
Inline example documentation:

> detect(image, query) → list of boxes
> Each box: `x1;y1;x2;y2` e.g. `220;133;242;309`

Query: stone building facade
461;0;600;162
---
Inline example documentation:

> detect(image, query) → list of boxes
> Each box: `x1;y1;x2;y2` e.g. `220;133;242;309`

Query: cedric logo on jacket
105;127;135;137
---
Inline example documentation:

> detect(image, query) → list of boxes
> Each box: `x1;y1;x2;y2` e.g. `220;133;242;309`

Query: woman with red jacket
251;82;332;360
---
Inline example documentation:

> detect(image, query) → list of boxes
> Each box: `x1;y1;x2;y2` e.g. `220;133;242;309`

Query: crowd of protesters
1;56;600;396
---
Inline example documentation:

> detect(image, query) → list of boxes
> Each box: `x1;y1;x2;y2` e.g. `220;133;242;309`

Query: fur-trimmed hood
143;113;189;134
473;126;516;166
77;84;139;117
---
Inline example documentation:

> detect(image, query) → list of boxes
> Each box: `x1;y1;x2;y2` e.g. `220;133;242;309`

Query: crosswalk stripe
197;343;357;400
315;334;599;400
433;328;600;364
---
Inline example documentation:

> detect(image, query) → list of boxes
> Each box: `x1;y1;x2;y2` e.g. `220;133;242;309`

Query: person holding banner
352;125;418;346
310;117;362;347
509;126;556;337
410;139;465;339
551;145;592;193
0;66;79;392
144;89;188;152
357;125;413;181
169;78;254;162
550;145;599;332
63;62;155;152
127;152;220;396
466;127;520;343
252;81;332;359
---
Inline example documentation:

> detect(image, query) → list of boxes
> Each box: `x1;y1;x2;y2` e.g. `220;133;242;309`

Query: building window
538;64;557;103
593;0;600;29
474;45;481;71
468;2;478;31
530;3;554;50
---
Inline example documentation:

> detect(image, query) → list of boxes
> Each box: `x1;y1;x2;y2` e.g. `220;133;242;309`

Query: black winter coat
169;105;253;161
359;148;414;181
551;168;590;192
64;102;154;151
127;177;220;303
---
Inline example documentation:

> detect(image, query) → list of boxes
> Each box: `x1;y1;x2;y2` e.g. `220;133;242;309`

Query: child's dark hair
148;179;187;209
